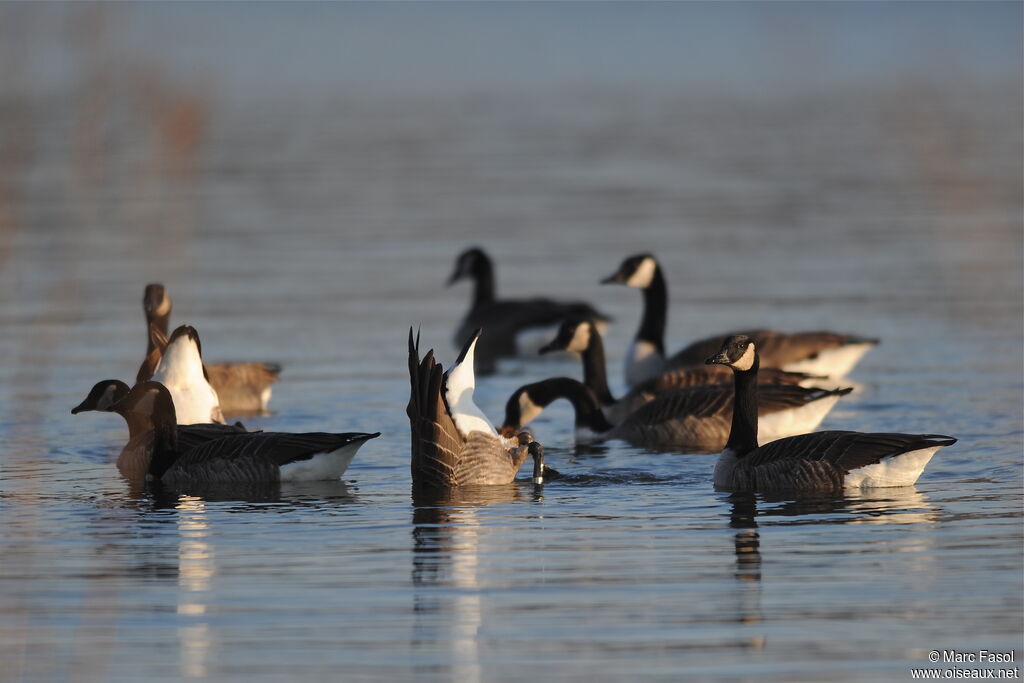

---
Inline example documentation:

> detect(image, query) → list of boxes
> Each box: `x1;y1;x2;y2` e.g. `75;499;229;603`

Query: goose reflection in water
175;495;214;679
410;484;531;683
724;487;937;646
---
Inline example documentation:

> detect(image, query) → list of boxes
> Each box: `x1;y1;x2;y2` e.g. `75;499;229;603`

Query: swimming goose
502;376;852;451
72;379;249;452
539;317;823;424
447;247;611;373
106;381;378;485
142;283;281;414
705;335;955;491
601;254;879;384
150;325;226;425
407;328;547;487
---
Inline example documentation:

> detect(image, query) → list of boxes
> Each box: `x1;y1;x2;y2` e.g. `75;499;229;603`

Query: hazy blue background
1;3;1021;681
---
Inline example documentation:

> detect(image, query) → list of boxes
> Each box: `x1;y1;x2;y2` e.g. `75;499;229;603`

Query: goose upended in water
601;254;879;385
447;247;610;373
539;317;824;424
141;283;281;414
407;328;547;487
705;335;955;491
88;380;378;485
502;375;852;451
149;325;226;425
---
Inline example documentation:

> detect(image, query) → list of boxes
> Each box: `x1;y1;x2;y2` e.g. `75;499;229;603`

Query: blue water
1;4;1021;681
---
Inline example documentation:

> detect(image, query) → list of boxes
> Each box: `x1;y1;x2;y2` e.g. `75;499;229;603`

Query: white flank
446;337;498;438
573;425;603;444
843;445;943;488
782;342;875;379
757;394;843;444
152;336;224;425
713;448;740;489
278;440;368;482
625;256;657;289
625;339;665;386
260;386;273;411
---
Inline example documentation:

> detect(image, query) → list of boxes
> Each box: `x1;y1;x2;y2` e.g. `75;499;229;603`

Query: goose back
609;384;851;451
668;330;878;377
717;431;957;492
160;432;377;486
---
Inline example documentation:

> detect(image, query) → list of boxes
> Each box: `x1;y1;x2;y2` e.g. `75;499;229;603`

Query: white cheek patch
731;345;756;371
155;295;172;317
566;323;592;353
518;393;544;426
625;257;656;289
98;385;118;410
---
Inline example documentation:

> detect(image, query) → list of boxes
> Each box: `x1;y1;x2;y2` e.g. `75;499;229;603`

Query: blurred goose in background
502;376;852;450
408;328;547;487
540;317;824;424
142;283;281;414
447;247;610;374
601;254;879;385
104;381;378;485
150;325;225;425
72;379;249;452
705;335;955;491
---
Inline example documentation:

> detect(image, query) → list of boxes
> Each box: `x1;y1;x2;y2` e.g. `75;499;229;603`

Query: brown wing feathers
407;329;463;486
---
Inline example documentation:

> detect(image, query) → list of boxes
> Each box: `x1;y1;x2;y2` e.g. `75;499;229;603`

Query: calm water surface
1;5;1022;681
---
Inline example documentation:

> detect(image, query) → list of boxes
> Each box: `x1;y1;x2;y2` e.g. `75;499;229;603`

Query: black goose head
601;253;658;289
706;335;758;372
539;318;593;355
143;283;172;320
72;379;131;414
447;247;491;286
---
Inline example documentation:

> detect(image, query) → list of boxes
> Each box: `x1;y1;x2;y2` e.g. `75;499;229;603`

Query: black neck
469;257;496;311
637;266;667;353
726;359;759;456
148;425;179;479
580;328;616;406
532;378;614;433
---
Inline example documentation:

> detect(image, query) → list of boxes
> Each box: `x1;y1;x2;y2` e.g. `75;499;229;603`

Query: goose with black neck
705;335;956;492
602;253;879;385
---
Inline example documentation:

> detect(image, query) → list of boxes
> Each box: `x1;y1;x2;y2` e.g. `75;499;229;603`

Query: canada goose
539;317;824;424
142;283;280;414
407;328;547;487
705;335;955;491
72;379;249;452
150;325;225;425
601;254;879;385
105;381;378;485
502;376;852;451
447;247;610;373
